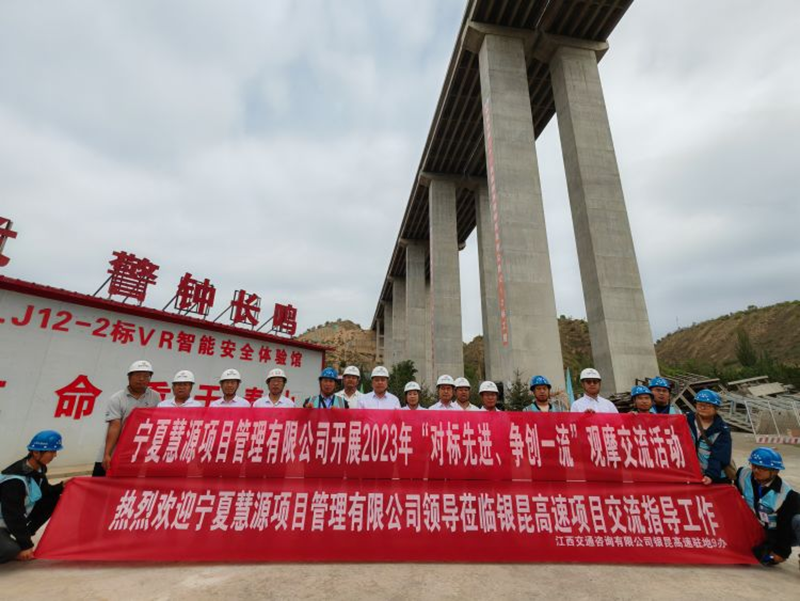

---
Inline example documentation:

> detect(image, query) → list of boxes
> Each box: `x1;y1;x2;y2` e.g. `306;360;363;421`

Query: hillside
655;301;800;368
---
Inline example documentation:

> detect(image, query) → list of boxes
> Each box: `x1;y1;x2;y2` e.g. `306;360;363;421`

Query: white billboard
0;278;326;466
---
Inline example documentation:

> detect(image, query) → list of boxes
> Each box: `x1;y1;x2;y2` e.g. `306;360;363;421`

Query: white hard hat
454;377;471;389
172;370;195;384
343;366;361;378
404;381;421;393
580;368;602;381
219;368;241;382
371;366;390;379
436;374;455;387
127;360;153;375
266;368;287;382
479;381;499;394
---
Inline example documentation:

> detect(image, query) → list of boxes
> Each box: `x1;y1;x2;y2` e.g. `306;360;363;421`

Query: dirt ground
3;433;798;600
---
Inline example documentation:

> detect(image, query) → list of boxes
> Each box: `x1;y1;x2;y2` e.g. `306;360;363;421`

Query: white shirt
456;402;480;411
429;400;459;411
209;395;251;408
400;405;427;410
252;395;295;408
570;394;618;414
158;397;204;408
357;391;401;410
335;389;363;409
479;406;501;412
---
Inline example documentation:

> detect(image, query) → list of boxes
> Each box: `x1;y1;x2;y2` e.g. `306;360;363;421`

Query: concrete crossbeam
549;42;659;394
428;179;464;379
477;33;565;391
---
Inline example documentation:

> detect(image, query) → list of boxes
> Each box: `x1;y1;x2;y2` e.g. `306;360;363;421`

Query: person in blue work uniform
735;447;800;568
0;431;68;563
649;377;681;415
524;376;560;412
686;389;732;485
304;368;347;408
630;385;654;414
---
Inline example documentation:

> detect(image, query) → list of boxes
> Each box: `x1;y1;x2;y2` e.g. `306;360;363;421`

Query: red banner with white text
108;408;702;482
36;477;763;564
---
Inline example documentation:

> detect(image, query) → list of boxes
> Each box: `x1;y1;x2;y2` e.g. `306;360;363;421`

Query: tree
388;360;417;400
735;327;758;367
504;370;532;411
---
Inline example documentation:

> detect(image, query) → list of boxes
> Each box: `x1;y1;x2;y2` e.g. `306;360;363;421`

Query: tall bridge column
546;36;658;394
404;240;429;386
428;179;464;379
390;277;407;367
382;301;393;368
474;30;565;390
475;183;503;382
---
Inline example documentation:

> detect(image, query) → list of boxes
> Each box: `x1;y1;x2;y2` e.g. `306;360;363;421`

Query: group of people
1;359;798;568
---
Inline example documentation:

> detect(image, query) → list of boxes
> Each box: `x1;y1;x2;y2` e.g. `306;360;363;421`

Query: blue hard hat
529;375;551;390
694;389;721;407
631;385;653;398
319;367;339;381
749;447;784;471
27;430;64;452
649;376;671;390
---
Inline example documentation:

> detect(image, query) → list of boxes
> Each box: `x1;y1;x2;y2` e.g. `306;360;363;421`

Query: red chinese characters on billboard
174;273;216;317
54;375;102;420
272;303;298;336
106;251;159;305
4;302;307;366
230;290;261;327
0;216;19;267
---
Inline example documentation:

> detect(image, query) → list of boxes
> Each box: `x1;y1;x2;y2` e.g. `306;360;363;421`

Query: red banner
36;477;763;564
108;408;702;483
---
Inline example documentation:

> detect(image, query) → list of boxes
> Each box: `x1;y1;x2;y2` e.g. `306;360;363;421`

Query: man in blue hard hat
686;389;732;485
735;447;800;567
304;368;348;408
630;385;654;414
0;431;68;563
649;377;681;415
524;376;560;412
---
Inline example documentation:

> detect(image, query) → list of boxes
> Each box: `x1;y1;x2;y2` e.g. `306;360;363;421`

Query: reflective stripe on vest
691;424;722;477
0;474;42;529
737;468;792;530
312;396;346;409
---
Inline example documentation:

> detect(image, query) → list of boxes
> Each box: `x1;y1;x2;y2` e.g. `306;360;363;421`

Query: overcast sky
2;0;798;342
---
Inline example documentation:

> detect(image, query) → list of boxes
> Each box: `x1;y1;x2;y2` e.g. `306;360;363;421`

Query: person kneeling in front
0;431;68;563
735;447;800;568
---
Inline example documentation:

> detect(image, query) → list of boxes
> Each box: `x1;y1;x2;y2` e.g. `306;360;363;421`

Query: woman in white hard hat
429;375;458;410
253;368;295;408
158;370;203;407
209;369;250;407
478;381;501;411
401;381;426;410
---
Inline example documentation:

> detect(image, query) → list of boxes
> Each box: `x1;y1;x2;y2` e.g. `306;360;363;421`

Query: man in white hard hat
158;370;203;407
209;369;250;408
454;377;479;411
335;365;363;409
401;381;426;410
429;375;458;410
253;368;294;408
357;366;400;409
93;359;161;477
571;368;618;414
478;381;501;411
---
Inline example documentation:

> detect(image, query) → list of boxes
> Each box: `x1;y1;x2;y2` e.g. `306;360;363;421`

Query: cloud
1;0;797;347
